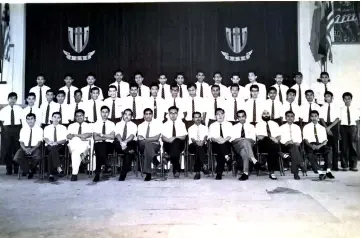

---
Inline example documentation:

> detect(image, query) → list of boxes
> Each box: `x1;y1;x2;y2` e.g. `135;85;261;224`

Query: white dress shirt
244;82;267;100
291;83;309;106
272;83;289;103
137;120;162;138
0;105;23;126
195;82;211;99
208;120;233;139
44;124;68;145
59;85;79;105
161;120;187;138
182;96;207;121
319;102;340;123
340;104;360;126
177;84;189;99
281;101;302;122
109;81;130;98
143;96;167;121
92;120;116;143
138;84;150;98
256;120;281;137
67;101;86;122
312;82;339;105
188;123;208;144
81;85;104;101
83;99;105;123
104;97;123;119
115;120;138;140
19;125;43;147
58;103;73;124
280;123;302;144
245;98;266;123
67;122;93;135
303;122;328;143
300;102;321;122
213;83;228;99
40;101;60;124
22;106;42;127
224;97;246;121
164;97;185;119
206;97;227;121
226;85;247;100
231;122;256;141
264;99;283;119
29;85;51;108
157;84;171;100
121;96;145;120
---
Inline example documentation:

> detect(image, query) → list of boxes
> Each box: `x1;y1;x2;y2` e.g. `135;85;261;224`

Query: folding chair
41;141;69;179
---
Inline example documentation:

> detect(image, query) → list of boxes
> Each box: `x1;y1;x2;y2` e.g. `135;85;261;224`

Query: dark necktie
298;84;302;106
74;103;79;121
220;123;224;137
117;82;121;98
290;103;293;112
172;121;176;137
102;122;106;141
54;126;57;142
179;86;183;98
132;97;136;119
214;98;217;113
45;103;50;124
139;87;142;97
173;98;176;107
241;124;245;138
161;86;165;99
146;123;150;138
122;123;127;140
10;106;14;126
111;100;116;120
153;98;157;119
253;100;256;123
308;103;312;121
88;85;91;100
93;100;97;122
59;105;62;124
30;107;33;114
28;128;32;147
78;123;82;134
324;84;328;93
192;98;195;114
234;99;237;121
278;85;283;103
347;106;351;125
67;88;71;104
266;122;271;137
326;103;331;124
39;87;43;108
314;124;319;143
200;83;204;98
271;100;275;119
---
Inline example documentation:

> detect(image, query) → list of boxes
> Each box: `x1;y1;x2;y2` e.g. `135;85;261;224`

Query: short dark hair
275;72;283;77
196;70;204;75
26;113;36;120
170;83;179;90
231;72;240;78
168;106;179;112
74;89;82;96
114;69;123;75
215;108;225;115
46;89;54;95
100;105;110;112
143;108;153;115
187;83;197;90
123;108;133;116
158;73;166;78
213;71;222;77
211;84;220;90
134;72;143;78
129;82;139;89
310;110;319;116
37;74;45;79
294;72;303;77
305;89;314;96
175;72;184;78
285;110;295;117
268;86;277;93
248;70;257;75
250;85;259;91
8;92;17;99
342;92;353;99
237;110;246;117
230;83;240;90
150;82;159;89
90;87;100;93
87;72;96;78
74;109;85;116
287;88;297;95
320;72;329;78
57;90;66;97
324;91;333;97
192;111;202;118
108;85;117;91
64;73;73;79
52;112;61;117
27;92;36;98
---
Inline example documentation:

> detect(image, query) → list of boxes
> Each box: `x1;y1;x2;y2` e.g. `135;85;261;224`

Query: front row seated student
67;109;92;181
279;111;306;180
231;110;259;181
115;109;138;181
187;111;209;180
303;110;335;180
137;108;162;181
208;108;233;180
161;106;187;178
255;109;280;180
43;112;68;182
13;113;43;179
93;106;116;182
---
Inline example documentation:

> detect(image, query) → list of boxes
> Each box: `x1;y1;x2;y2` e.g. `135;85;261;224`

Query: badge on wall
63;26;95;61
221;27;253;62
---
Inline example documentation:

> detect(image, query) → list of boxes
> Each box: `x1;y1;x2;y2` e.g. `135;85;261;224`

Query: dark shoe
294;174;300;180
202;165;209;175
174;171;180;178
254;162;261;171
350;167;358;172
215;173;222;180
118;174;126;181
58;170;65;178
48;175;55;182
269;174;277;180
238;173;249;181
319;174;326;180
13;168;19;175
70;175;78;181
326;172;335;179
194;172;201;180
28;171;34;179
300;166;307;174
22;172;27;176
144;173;151;181
93;174;100;182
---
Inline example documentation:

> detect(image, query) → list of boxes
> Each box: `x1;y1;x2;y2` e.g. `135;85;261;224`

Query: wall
0;4;26;105
298;1;360;106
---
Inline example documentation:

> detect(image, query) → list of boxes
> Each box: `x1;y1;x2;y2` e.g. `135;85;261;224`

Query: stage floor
0;166;359;238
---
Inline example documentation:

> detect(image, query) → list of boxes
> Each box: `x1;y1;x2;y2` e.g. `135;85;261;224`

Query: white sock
251;157;257;164
244;172;249;175
326;168;331;172
57;167;63;173
317;170;325;174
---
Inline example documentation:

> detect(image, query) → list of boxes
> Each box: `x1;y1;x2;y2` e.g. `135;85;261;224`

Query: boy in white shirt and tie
212;72;228;99
244;70;267;100
104;85;123;123
22;92;42;128
121;83;145;124
109;69;129;98
272;72;289;103
225;84;246;124
227;73;246;100
83;87;105;123
195;70;210;99
157;73;171;100
300;89;320;125
80;72;104;101
175;73;188;99
134;72;150;98
40;89;59;126
29;74;51;108
265;86;283;125
144;82;167;122
59;74;78;105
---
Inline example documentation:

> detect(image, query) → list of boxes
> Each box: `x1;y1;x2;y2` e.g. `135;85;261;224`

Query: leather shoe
238;173;249;181
22;172;27;176
118;174;126;181
70;175;78;181
174;171;180;178
319;174;326;180
269;174;277;180
194;172;201;180
58;171;65;178
326;172;335;179
48;175;55;182
144;173;151;181
341;167;348;171
28;172;34;179
93;174;100;182
215;173;222;180
350;167;358;172
294;174;300;180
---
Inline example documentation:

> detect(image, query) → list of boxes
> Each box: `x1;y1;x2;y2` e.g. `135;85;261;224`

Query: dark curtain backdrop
25;2;298;94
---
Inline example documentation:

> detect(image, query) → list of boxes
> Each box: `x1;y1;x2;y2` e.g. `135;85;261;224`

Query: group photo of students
0;69;359;183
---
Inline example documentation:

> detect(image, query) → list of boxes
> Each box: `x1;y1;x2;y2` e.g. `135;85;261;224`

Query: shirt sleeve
19;128;25;143
179;122;188;136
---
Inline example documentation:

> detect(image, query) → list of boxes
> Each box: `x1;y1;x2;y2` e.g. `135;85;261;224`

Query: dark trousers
326;123;340;169
211;141;232;174
340;125;358;169
257;137;279;172
304;143;331;172
138;140;160;174
94;142;114;173
46;145;65;175
281;144;303;174
1;125;21;172
188;143;207;172
163;138;185;173
13;147;41;172
116;140;137;175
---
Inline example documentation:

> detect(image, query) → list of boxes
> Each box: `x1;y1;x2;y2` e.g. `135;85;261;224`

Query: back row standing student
291;72;307;106
244;70;267;100
22;92;42;128
80;72;104;101
59;74;78;105
175;73;188;99
212;72;228;99
227;73;246;100
109;69;129;98
29;74;51;109
195;70;211;99
272;72;289;103
224;83;246;123
134;72;150;98
313;72;336;106
0;92;23;175
157;73;171;100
